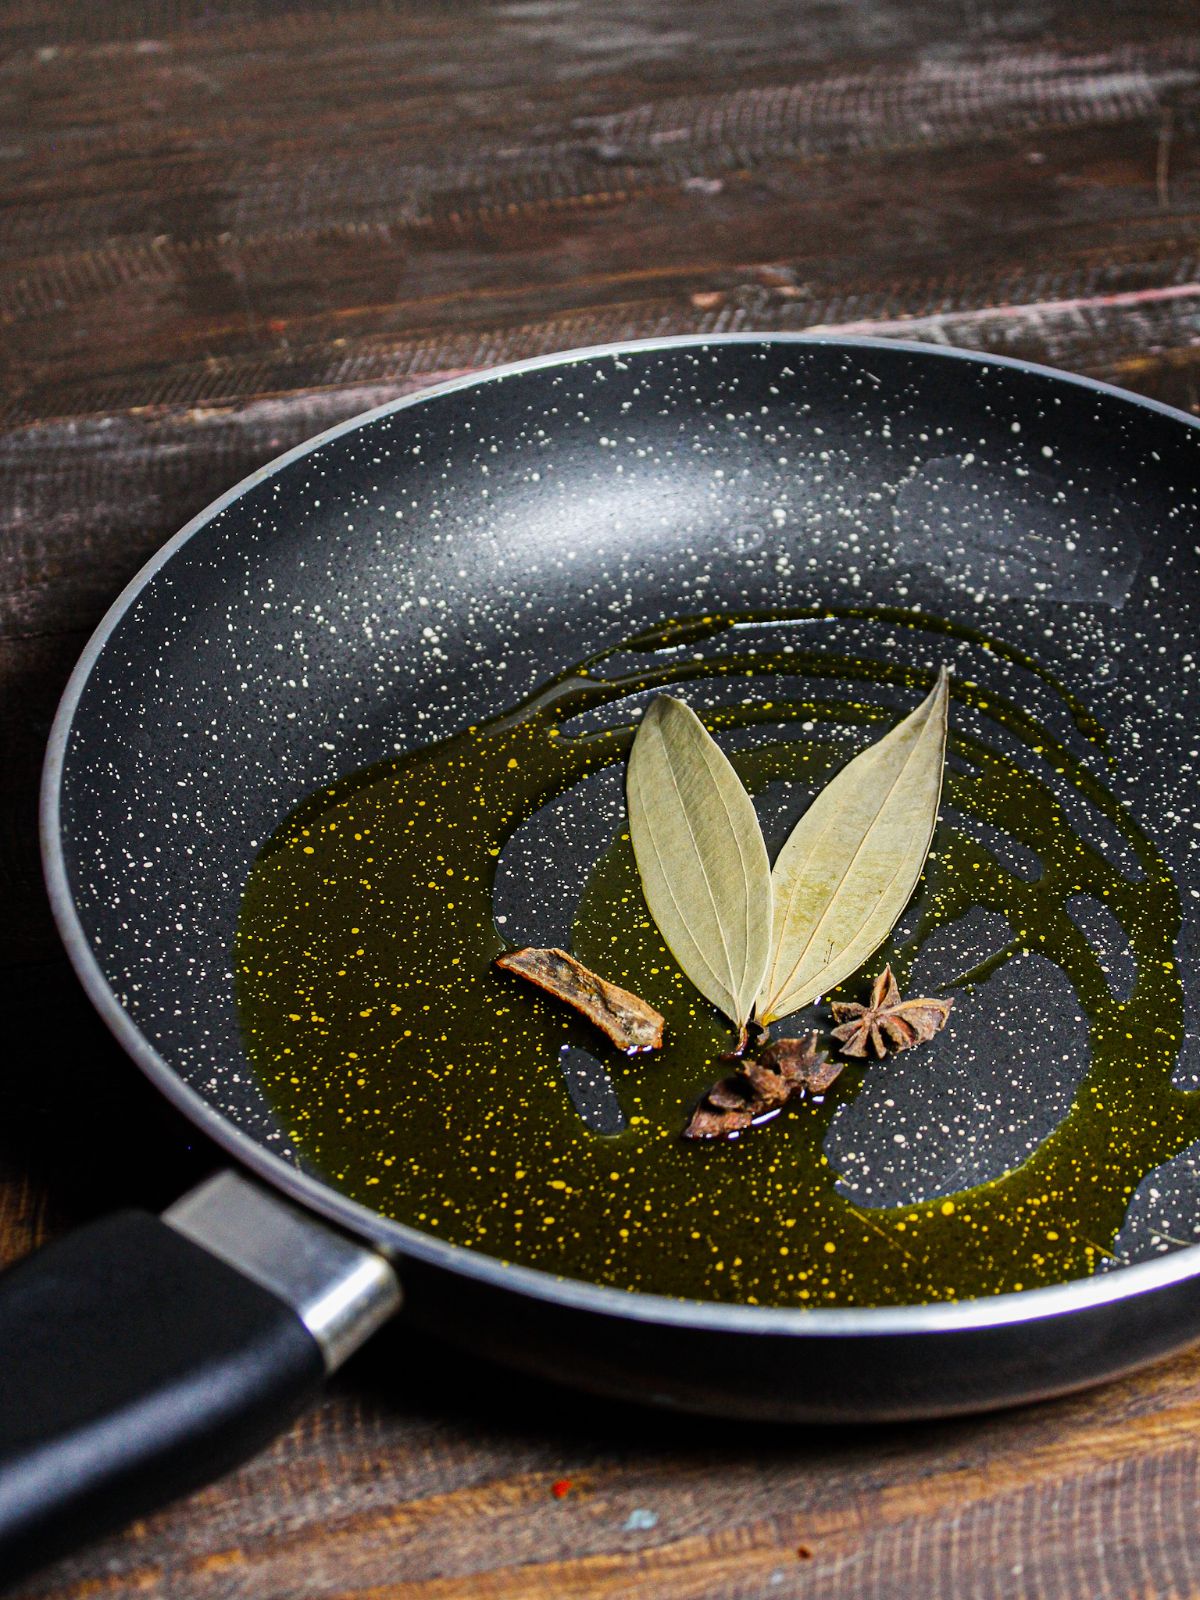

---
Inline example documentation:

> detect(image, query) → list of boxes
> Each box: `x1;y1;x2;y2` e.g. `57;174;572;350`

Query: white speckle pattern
53;337;1200;1283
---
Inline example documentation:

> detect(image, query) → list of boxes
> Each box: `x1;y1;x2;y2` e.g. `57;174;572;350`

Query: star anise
682;1033;843;1140
830;965;952;1059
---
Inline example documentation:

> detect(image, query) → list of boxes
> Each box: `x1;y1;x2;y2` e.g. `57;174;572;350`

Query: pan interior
54;339;1200;1307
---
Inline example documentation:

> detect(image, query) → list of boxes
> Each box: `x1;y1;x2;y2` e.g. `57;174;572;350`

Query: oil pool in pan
235;608;1192;1307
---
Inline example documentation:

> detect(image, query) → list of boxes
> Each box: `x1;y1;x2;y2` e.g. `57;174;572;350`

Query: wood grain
4;0;1200;1595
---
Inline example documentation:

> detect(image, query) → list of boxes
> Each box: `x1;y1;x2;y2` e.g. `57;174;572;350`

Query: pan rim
39;329;1200;1338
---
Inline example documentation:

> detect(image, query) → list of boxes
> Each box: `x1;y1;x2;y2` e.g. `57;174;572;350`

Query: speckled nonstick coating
40;335;1200;1420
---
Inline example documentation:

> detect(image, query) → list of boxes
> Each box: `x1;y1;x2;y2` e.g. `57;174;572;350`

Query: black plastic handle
0;1210;325;1587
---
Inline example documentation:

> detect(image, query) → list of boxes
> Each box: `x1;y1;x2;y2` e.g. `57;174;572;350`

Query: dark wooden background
4;2;1200;1595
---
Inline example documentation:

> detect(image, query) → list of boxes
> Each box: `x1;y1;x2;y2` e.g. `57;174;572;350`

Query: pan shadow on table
0;955;214;1260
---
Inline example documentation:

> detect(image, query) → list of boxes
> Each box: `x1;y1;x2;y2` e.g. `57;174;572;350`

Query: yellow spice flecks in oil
234;609;1194;1306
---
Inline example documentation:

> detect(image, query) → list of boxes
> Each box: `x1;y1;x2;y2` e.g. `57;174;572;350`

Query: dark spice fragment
681;1032;841;1140
831;965;952;1058
766;1035;845;1092
496;946;665;1054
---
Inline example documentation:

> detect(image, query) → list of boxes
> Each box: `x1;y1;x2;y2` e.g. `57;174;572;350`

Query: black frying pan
10;334;1200;1582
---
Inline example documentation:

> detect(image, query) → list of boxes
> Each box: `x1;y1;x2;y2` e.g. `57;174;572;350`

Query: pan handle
0;1171;400;1586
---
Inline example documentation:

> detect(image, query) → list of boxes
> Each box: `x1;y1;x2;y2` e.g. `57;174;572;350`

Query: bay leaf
627;695;772;1035
756;667;950;1024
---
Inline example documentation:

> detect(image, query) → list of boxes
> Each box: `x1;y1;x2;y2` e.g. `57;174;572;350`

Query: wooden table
3;3;1200;1594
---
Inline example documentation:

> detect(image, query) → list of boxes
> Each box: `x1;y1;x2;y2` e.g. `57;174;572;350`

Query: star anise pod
830;965;952;1059
681;1033;843;1141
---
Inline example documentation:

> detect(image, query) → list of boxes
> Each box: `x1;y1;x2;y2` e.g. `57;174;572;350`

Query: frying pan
9;333;1200;1581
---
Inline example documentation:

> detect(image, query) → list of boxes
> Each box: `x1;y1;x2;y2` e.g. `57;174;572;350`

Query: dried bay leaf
627;696;772;1039
756;668;950;1025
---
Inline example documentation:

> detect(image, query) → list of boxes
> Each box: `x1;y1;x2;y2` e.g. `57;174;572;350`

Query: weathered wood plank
2;38;1192;253
1;42;1196;403
12;1333;1200;1598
